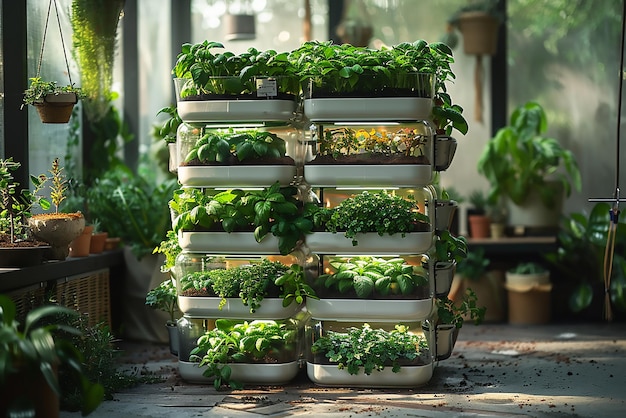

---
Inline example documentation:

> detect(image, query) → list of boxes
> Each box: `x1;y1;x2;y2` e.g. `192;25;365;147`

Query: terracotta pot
69;225;93;257
28;213;85;260
89;232;109;254
33;92;78;124
468;214;491;238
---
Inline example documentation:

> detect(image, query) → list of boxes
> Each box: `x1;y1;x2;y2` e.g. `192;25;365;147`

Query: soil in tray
180;92;297;101
309;154;429;165
180;155;295;167
0;233;49;248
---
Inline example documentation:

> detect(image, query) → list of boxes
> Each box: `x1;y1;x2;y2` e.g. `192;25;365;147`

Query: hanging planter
22;0;83;124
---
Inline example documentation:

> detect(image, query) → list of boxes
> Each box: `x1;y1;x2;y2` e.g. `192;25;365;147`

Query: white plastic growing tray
305;231;433;255
178;297;302;319
178;165;296;187
306;298;434;322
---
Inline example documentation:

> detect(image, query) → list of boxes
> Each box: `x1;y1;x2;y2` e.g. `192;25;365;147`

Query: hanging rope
474;55;483;123
36;0;73;86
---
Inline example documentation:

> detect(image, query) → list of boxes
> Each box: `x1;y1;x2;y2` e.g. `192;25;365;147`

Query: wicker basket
5;283;48;321
56;269;111;328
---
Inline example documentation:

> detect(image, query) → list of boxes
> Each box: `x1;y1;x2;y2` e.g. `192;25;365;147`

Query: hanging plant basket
34;93;78;124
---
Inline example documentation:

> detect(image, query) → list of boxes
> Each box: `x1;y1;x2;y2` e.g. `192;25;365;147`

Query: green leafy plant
289;40;451;97
21;77;84;108
87;166;178;258
432;92;468;136
434;230;468;264
179;259;316;312
313;256;428;298
456;247;490;281
0;295;104;416
436;288;486;329
152;230;181;274
182;129;290;165
310;323;429;375
155;106;182;144
309;190;430;246
189;319;298;390
170;182;314;255
173;41;299;99
544;202;626;314
477;101;582;208
508;261;547;275
0;158;48;243
145;279;179;324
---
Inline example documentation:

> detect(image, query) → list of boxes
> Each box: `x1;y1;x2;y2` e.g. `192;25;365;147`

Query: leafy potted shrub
289;40;452;121
173;42;299;122
145;278;180;355
545;202;626;320
0;158;50;267
21;77;84;123
176;257;316;319
306;256;430;321
307;322;431;387
28;158;86;261
177;126;298;187
305;190;431;254
477;101;582;230
170;182;314;256
426;288;485;361
183;319;300;388
433;230;468;297
303;122;434;187
0;295;104;417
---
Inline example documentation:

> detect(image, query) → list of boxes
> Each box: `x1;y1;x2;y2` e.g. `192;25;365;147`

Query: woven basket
5;283;48;321
56;269;111;327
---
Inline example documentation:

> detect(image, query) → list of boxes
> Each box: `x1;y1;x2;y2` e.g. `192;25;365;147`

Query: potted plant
477;101;582;231
427;288;485;361
184;319;300;388
289;40;451;121
177;126;298;187
21;77;84;123
88;219;109;254
433;230;468;297
303;122;434;187
545;202;626;320
505;262;552;324
28;158;86;261
307;255;430;321
145;278;180;355
170;182;314;256
307;323;431;387
448;0;502;56
305;190;431;254
155;106;182;174
173;42;299;122
0;295;104;417
466;189;491;238
0;158;50;267
177;257;316;319
451;247;504;322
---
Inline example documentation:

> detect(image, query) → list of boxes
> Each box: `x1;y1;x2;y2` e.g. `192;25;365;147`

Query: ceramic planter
68;225;93;257
435;199;458;232
178;360;301;385
178;231;281;254
28;213;85;260
174;77;298;123
505;270;552;324
34;92;78;124
178;297;302;320
422;323;459;361
306;298;433;322
305;231;432;255
177;165;296;187
306;362;433;388
166;322;179;356
434;135;457;171
434;261;456;297
89;232;109;254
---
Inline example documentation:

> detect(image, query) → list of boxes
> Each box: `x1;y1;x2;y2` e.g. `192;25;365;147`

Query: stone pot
28;213;85;260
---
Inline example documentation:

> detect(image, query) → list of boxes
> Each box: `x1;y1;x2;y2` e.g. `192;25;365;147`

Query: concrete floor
61;323;626;418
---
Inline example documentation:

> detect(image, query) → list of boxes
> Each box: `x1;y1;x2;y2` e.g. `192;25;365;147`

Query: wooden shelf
0;249;124;292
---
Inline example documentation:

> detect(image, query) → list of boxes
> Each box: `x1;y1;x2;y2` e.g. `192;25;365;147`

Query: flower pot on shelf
468;214;491;238
68;225;93;257
28;212;85;260
89;231;109;254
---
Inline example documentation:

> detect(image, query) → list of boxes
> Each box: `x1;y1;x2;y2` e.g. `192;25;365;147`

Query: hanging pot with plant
21;0;83;123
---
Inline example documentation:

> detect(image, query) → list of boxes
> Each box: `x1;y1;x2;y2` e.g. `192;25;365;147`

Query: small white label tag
256;78;278;98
